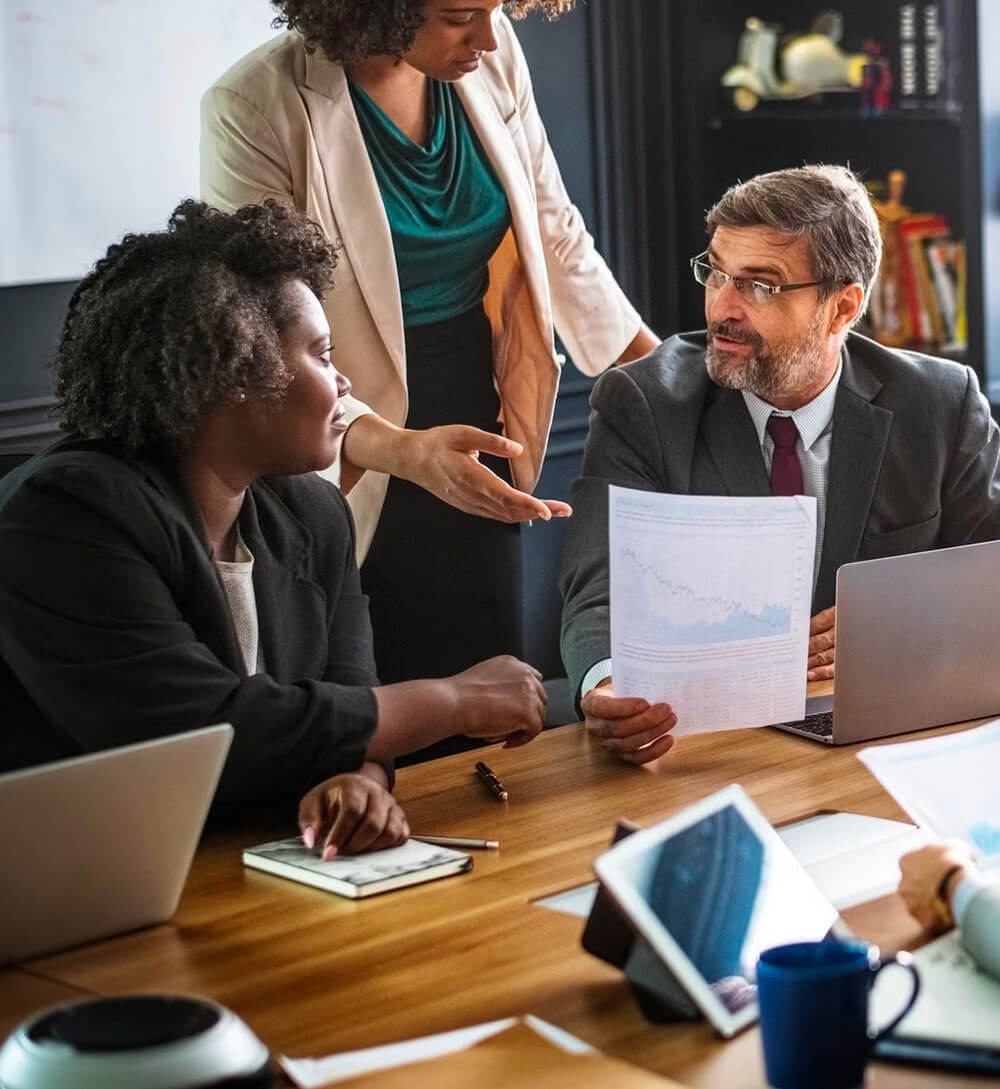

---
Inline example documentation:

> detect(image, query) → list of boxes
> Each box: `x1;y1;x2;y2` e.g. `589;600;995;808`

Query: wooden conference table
6;692;996;1088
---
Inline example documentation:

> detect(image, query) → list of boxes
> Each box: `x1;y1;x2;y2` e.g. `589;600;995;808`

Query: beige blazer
201;15;641;559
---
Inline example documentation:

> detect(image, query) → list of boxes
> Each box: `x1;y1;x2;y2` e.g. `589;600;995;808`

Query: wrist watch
933;863;964;929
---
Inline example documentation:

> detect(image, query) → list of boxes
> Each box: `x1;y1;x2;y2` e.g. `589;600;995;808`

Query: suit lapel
814;350;892;608
700;389;771;495
240;486;328;682
301;52;405;376
130;450;248;674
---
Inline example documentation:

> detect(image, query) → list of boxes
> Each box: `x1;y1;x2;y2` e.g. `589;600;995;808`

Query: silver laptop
776;540;1000;745
0;724;232;964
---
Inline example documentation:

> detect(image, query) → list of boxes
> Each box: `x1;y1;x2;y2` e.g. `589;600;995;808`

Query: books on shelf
868;168;966;355
898;212;949;345
243;837;472;899
870;217;966;354
897;2;961;111
924;236;965;348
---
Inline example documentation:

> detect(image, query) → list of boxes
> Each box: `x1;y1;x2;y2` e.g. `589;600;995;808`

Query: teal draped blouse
348;77;512;328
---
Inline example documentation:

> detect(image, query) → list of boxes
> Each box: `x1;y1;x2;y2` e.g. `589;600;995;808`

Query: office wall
0;2;276;452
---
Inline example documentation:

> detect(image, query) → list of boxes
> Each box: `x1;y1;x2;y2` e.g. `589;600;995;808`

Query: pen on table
475;760;508;802
411;835;500;850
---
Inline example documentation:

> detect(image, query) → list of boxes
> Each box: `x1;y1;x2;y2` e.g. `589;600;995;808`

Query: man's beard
706;310;827;404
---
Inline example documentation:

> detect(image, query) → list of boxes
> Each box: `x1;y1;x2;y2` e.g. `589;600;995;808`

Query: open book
243;837;471;899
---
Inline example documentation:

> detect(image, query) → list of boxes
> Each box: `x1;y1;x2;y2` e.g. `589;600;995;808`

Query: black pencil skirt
360;304;523;718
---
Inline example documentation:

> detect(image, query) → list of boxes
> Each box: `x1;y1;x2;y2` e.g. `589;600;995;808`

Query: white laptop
0;724;232;965
775;540;1000;745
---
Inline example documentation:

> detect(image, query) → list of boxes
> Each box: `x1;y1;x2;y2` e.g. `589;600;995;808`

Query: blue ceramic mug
757;940;920;1089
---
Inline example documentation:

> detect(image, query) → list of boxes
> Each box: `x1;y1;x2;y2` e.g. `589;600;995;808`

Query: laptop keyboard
779;711;834;739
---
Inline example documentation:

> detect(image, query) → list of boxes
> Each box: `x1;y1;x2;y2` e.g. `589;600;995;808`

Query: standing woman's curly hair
271;0;575;64
54;199;337;451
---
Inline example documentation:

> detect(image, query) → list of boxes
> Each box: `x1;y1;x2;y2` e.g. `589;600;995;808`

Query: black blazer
560;331;1000;703
0;437;379;807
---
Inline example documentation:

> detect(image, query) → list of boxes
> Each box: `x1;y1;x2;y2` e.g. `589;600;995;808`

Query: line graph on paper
616;544;793;645
611;510;807;649
608;489;816;733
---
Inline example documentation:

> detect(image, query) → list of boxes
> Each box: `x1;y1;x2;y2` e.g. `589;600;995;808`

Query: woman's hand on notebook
298;773;410;861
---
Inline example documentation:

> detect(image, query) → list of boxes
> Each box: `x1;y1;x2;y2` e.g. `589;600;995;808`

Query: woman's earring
235;390;247;404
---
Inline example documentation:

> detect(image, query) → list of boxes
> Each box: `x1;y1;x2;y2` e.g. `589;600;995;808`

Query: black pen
475;760;508;802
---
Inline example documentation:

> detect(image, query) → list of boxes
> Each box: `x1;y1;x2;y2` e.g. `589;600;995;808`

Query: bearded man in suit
561;164;1000;764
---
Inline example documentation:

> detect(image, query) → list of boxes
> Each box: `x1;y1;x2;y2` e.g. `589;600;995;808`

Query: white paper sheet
609;488;816;735
531;814;924;922
533;883;599;917
858;720;1000;870
280;1016;594;1087
775;812;927;909
872;929;1000;1048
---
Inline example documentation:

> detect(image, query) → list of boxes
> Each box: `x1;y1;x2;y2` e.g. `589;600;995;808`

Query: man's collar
741;351;844;451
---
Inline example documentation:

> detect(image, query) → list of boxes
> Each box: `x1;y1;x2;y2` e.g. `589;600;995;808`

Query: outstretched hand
402;425;572;523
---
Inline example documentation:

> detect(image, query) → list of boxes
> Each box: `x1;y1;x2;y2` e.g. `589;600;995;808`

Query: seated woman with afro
0;199;546;856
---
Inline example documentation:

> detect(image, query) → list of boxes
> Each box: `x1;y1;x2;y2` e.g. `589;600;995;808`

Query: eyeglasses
690;252;840;306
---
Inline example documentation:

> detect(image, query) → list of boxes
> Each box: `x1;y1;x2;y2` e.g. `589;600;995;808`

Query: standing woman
202;0;658;688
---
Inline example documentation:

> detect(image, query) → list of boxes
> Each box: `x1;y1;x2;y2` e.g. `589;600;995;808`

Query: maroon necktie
767;415;804;496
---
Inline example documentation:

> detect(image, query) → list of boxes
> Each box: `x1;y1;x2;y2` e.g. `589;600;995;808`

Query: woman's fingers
333;786;392;855
299;775;412;861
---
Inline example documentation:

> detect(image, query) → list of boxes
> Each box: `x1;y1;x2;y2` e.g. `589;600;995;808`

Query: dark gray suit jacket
560;331;1000;703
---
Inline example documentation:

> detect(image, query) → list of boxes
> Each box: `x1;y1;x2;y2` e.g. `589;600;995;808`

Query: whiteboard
0;0;276;286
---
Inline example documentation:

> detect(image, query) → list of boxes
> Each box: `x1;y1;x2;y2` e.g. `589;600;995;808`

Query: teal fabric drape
349;78;512;327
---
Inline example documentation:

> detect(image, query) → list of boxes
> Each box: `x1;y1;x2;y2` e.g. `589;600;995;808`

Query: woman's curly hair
271;1;574;64
54;199;337;451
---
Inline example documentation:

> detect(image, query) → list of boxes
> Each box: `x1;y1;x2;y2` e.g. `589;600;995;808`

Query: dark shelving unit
667;0;984;379
709;108;963;125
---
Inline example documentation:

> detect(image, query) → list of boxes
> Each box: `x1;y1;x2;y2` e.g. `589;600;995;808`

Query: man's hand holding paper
582;678;677;764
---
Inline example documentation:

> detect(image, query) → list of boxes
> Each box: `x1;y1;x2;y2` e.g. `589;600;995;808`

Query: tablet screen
621;801;838;1014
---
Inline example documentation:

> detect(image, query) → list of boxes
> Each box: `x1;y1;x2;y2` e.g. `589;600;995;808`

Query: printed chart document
609;487;816;735
858;720;1000;870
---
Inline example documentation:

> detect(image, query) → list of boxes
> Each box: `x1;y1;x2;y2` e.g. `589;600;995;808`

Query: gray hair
706;165;882;319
